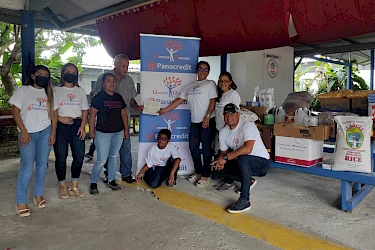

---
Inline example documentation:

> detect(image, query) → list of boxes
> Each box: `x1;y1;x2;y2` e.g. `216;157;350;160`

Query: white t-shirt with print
219;118;269;160
215;89;241;131
179;79;217;123
55;86;89;118
145;143;180;168
9;85;54;133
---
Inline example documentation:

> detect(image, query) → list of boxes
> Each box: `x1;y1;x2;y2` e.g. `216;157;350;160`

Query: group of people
159;61;270;213
10;55;269;217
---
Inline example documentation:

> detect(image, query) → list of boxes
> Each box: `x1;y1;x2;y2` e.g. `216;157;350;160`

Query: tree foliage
0;22;101;94
294;60;369;111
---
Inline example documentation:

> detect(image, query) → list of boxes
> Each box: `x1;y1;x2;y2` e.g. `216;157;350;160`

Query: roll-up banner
137;34;201;175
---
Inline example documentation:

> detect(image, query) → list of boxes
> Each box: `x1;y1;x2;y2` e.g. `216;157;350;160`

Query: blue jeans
189;118;215;178
224;155;269;202
16;125;52;204
119;129;132;178
143;158;178;188
90;130;123;183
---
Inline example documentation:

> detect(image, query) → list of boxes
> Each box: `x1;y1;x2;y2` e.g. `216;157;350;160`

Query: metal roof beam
0;12;55;29
30;0;60;12
295;42;375;57
42;7;62;29
60;0;153;31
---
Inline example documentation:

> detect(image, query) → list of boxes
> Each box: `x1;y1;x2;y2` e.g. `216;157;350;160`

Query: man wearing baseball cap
211;103;270;213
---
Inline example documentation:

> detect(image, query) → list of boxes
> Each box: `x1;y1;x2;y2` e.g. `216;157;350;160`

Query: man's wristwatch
205;114;210;118
223;155;229;161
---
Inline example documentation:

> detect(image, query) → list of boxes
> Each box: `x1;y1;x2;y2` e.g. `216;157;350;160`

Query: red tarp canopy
96;0;375;60
96;0;291;59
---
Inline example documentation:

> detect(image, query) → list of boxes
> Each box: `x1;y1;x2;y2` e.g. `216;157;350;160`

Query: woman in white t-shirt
53;63;89;199
160;61;217;188
215;72;241;131
10;65;57;217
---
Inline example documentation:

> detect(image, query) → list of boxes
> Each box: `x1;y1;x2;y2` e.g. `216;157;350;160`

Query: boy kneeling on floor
136;129;181;188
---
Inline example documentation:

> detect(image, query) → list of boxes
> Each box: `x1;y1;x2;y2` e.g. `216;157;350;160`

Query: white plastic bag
332;116;372;173
240;107;259;122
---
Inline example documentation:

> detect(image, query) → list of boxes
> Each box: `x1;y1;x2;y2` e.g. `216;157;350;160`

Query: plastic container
303;108;311;116
294;108;307;125
264;114;275;126
275;107;286;123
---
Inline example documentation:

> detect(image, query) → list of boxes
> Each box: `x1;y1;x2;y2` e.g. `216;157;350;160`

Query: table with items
243;90;375;212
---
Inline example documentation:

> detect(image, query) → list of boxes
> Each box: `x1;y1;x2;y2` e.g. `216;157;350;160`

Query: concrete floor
2;135;375;249
0;136;277;250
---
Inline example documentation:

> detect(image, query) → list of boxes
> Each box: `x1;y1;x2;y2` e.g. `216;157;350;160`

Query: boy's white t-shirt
54;86;89;117
219;118;269;160
215;89;241;131
9;85;54;133
145;143;180;168
179;79;217;123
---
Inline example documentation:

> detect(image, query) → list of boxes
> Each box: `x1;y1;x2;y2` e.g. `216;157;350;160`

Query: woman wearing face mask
53;63;89;199
10;65;57;217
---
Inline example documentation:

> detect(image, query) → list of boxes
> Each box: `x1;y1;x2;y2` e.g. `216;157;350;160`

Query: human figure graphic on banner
164;118;176;132
164;76;181;98
166;47;178;62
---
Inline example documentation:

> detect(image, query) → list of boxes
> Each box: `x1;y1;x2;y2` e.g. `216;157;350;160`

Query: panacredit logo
148;62;156;70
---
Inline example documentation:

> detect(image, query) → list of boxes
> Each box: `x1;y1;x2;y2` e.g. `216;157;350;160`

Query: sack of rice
332;116;372;173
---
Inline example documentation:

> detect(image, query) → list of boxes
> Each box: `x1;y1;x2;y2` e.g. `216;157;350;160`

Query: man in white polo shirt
212;103;270;213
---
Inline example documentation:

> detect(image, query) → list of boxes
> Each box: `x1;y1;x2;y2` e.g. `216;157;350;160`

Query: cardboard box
320;98;351;112
351;98;368;116
243;106;267;121
329;124;336;139
257;124;274;160
275;136;323;167
273;122;330;140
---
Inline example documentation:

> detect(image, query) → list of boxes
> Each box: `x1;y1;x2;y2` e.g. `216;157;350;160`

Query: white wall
229;46;294;107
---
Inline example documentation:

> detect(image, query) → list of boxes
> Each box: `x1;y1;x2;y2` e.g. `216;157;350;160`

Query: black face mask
35;76;49;88
63;73;78;83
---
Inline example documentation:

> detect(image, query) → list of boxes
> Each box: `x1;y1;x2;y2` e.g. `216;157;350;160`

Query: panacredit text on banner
137;34;201;175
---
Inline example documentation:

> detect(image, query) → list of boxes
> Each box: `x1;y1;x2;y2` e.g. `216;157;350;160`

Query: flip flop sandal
15;205;31;217
68;187;86;198
59;188;69;199
33;197;46;209
188;174;201;183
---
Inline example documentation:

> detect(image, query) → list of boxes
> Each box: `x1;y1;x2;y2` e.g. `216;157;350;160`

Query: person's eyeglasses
198;67;209;73
218;80;231;84
157;137;168;142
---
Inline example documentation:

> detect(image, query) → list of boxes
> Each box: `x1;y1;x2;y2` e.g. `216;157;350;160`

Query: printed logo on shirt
159;157;169;165
60;94;81;107
186;86;201;96
233;138;240;149
104;101;123;109
28;97;48;111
